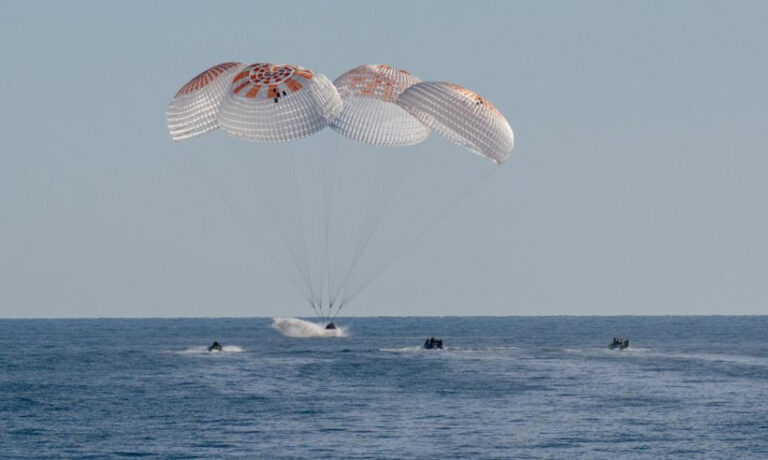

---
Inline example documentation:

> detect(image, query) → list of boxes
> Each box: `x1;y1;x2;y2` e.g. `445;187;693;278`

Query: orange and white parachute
331;65;429;146
166;62;245;141
166;62;342;143
219;63;342;142
395;81;514;164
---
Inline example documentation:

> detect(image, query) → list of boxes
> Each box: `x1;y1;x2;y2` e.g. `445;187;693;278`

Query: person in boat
208;341;222;352
325;322;337;330
609;337;629;350
424;337;444;349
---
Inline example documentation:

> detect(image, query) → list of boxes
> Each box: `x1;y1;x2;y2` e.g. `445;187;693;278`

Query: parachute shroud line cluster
166;62;514;321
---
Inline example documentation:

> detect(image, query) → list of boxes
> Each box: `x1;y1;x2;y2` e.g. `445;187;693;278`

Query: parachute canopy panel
166;62;245;141
218;63;343;143
396;82;514;164
332;65;430;146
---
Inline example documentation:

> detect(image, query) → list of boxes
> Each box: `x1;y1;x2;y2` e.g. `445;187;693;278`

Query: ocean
2;316;767;459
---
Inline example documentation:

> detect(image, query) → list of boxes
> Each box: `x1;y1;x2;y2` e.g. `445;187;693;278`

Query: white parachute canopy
166;62;245;141
166;62;342;143
218;63;342;142
396;81;514;164
331;65;429;146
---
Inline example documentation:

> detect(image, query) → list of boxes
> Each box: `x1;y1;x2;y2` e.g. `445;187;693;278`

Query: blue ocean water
2;316;767;459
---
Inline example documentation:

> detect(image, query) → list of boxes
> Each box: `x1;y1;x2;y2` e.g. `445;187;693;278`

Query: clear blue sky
1;1;766;318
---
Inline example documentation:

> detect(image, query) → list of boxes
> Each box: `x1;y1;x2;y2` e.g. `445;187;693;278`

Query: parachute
166;62;514;322
166;62;245;141
396;81;514;164
331;64;429;146
218;63;342;142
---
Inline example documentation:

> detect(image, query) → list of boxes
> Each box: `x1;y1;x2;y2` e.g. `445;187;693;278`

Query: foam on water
379;346;425;353
221;345;244;352
563;346;651;355
178;345;244;354
564;347;768;368
651;351;768;367
380;345;518;354
271;317;347;338
451;346;519;352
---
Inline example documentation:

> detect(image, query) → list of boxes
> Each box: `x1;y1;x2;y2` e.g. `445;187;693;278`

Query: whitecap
379;346;424;353
178;345;244;354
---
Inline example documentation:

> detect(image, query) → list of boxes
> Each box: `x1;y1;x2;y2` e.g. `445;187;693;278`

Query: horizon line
1;314;766;320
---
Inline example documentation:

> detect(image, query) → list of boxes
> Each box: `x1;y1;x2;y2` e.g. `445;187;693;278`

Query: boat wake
654;351;768;367
178;345;244;354
564;347;650;355
451;346;519;352
271;317;347;338
379;346;424;353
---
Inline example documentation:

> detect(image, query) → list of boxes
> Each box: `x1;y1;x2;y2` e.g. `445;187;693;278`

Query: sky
1;1;766;318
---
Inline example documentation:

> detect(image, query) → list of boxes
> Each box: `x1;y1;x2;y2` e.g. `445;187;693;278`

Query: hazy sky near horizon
1;1;767;318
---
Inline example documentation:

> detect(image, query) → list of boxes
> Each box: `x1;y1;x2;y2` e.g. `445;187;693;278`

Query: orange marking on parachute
219;62;242;70
268;85;279;99
358;80;379;96
446;82;502;117
347;77;367;88
294;69;313;79
233;81;250;95
233;70;249;83
175;62;242;97
244;85;261;98
177;81;192;96
285;78;302;92
381;84;395;102
336;65;419;101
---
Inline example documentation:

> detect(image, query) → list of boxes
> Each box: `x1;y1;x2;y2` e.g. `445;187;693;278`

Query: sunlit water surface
2;316;767;458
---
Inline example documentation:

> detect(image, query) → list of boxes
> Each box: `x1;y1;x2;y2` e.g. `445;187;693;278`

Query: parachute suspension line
288;150;323;312
184;153;315;308
329;149;421;308
234;151;320;314
328;150;386;309
334;161;501;313
320;137;340;319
